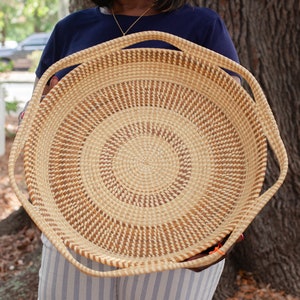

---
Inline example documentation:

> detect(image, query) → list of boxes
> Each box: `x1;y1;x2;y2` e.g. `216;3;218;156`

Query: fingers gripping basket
9;31;288;277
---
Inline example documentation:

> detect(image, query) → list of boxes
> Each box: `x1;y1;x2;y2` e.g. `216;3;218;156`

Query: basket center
99;123;192;206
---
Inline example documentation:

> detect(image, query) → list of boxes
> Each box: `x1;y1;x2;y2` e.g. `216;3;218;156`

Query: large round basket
9;31;288;277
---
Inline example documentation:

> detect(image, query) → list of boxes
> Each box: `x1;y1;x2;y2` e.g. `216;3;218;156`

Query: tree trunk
69;0;95;13
0;207;33;237
194;0;300;297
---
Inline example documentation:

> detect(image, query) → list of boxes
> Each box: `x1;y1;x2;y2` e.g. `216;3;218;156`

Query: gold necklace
111;6;153;36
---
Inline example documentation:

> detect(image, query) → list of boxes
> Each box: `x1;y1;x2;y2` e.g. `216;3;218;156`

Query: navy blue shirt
36;5;239;79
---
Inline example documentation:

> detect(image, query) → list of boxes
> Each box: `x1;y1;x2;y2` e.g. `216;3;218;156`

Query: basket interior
24;48;267;266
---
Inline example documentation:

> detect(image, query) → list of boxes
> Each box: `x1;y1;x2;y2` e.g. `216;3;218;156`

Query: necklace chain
112;6;153;36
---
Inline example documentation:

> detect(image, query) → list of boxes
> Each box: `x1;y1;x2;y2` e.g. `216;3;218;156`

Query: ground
0;116;299;299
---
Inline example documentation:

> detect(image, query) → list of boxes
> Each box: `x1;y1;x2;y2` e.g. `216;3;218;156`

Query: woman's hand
42;75;59;95
184;234;244;272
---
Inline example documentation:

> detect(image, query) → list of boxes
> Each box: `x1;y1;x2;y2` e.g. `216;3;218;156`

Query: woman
29;1;242;299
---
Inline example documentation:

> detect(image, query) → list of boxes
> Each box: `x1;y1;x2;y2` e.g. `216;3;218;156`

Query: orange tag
209;243;226;256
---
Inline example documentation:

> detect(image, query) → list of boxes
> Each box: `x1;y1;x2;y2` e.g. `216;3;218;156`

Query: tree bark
69;0;95;13
194;0;300;297
0;207;33;237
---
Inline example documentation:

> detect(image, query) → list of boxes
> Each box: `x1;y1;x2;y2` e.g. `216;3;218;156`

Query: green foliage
5;100;19;114
22;0;59;35
0;59;13;72
0;0;59;43
28;50;43;72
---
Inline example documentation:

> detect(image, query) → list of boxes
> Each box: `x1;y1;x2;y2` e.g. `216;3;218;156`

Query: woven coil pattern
24;49;266;265
9;32;288;276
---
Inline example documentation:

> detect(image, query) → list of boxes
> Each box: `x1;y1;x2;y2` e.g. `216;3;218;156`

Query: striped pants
38;235;224;300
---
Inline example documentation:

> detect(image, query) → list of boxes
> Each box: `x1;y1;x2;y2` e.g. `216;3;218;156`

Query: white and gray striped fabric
38;235;224;300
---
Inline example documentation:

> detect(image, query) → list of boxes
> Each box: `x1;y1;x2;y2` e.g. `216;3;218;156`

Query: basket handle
51;239;226;277
3;177;228;277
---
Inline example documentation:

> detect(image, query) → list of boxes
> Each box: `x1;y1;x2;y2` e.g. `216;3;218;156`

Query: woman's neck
111;0;156;16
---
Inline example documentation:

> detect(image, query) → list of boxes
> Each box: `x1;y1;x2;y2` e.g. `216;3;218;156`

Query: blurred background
0;0;69;156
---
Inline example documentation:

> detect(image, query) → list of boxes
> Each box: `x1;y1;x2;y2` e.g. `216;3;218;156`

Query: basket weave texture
9;31;288;277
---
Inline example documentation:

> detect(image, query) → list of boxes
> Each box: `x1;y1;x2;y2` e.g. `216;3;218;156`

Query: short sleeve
203;13;239;64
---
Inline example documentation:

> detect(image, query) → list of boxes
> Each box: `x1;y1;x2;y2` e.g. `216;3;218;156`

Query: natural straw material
9;31;288;277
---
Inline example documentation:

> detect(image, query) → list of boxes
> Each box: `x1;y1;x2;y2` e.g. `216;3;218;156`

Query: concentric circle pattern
23;47;267;266
99;122;191;206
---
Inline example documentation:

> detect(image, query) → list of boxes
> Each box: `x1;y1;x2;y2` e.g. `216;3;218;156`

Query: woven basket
9;31;288;277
